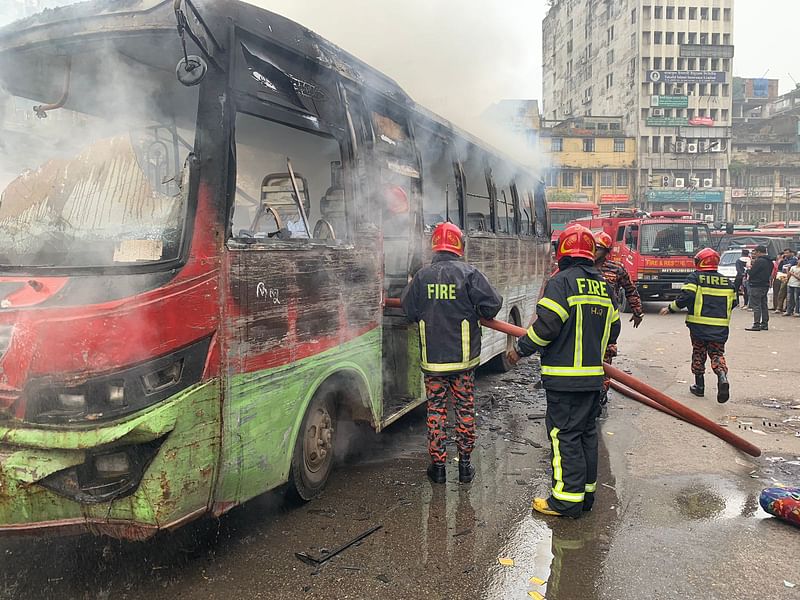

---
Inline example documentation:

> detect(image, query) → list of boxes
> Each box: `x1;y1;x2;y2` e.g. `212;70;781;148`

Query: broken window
417;126;460;229
462;148;492;233
232;113;346;242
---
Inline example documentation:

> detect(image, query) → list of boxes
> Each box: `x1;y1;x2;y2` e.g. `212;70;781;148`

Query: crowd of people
734;246;800;330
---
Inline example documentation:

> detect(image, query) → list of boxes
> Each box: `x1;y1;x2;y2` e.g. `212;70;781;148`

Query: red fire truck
577;211;713;311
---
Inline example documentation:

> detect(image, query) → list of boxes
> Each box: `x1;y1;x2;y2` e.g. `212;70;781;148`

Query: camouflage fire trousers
424;371;476;465
691;336;728;376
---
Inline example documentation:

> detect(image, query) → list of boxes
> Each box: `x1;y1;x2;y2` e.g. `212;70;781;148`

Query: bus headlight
25;337;210;425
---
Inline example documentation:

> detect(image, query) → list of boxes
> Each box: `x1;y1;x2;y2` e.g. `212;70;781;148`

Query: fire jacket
668;270;737;342
516;259;621;392
401;253;503;374
599;259;643;317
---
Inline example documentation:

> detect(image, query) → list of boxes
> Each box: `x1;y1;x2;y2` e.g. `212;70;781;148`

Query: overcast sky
1;1;796;133
256;0;799;134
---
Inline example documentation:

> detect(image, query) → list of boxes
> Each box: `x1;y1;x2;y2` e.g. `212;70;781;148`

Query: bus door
365;102;424;419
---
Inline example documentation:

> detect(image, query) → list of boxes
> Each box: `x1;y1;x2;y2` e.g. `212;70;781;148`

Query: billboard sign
679;44;735;59
646;117;689;127
752;78;770;98
647;71;726;84
646;190;724;203
688;116;715;126
600;194;631;204
651;95;689;108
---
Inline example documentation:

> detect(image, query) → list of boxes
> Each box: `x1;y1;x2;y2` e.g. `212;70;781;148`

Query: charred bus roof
0;0;536;178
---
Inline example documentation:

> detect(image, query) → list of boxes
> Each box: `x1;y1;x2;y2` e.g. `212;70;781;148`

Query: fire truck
577;210;713;311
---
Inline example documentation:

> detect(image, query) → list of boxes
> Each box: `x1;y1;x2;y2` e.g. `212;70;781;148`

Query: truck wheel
288;390;336;502
619;290;632;314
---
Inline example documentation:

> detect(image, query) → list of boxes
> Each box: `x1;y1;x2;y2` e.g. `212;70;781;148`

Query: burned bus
0;0;550;539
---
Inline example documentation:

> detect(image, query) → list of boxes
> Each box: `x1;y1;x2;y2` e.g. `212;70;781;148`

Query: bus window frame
459;148;496;237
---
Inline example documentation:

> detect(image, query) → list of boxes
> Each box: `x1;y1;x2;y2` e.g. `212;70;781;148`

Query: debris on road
528;591;545;600
785;581;796;589
498;557;515;567
529;576;546;586
295;525;383;567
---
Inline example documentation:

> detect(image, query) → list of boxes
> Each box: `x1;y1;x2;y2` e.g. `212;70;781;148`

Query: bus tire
288;389;337;502
619;290;632;314
489;309;520;373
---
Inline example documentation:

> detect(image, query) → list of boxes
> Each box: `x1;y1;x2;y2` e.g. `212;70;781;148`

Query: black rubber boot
458;455;475;483
689;374;705;397
427;463;446;484
717;372;730;404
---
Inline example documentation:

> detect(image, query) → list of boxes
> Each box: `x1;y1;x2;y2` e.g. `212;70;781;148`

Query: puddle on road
673;477;767;522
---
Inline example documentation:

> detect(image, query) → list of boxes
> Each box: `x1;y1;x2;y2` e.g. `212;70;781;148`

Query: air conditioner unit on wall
652;108;665;117
674;177;685;188
703;179;714;188
687;142;699;153
675;141;687;153
704;215;714;222
690;177;701;188
704;203;713;210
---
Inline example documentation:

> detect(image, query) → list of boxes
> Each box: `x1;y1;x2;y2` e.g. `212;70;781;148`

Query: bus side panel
216;243;382;505
465;236;546;362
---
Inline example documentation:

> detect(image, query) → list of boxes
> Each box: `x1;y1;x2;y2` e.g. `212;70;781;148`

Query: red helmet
694;248;720;271
594;231;614;251
556;224;596;261
431;222;464;257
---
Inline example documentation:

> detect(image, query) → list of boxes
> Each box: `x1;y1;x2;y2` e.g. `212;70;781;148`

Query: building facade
730;87;800;225
543;0;734;223
540;115;637;207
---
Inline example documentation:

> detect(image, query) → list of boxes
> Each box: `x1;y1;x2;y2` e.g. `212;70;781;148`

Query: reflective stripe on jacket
401;253;503;374
669;270;737;342
517;261;621;392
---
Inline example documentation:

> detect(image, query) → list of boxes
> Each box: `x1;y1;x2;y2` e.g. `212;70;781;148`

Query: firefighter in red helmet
660;248;736;402
401;222;502;484
593;231;643;415
508;224;621;517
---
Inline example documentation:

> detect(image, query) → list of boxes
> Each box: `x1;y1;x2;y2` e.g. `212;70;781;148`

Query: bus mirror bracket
173;0;224;86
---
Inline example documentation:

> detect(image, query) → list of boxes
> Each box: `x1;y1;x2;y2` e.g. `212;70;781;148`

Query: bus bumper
637;282;683;301
0;381;219;541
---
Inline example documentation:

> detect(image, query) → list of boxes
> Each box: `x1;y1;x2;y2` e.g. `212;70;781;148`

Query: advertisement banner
646;117;689;127
647;71;726;84
646;190;724;203
688;116;715;126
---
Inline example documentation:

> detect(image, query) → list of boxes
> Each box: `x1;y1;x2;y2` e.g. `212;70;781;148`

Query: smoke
243;0;548;172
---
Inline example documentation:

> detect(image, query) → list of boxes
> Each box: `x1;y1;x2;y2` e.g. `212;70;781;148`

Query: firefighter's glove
506;348;521;366
630;313;643;328
606;344;618;359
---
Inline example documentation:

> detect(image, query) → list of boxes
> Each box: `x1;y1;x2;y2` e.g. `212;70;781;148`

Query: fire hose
384;297;761;457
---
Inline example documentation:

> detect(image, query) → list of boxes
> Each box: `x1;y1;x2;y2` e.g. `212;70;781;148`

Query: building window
601;171;614;187
652;136;661;153
666;32;674;45
724;34;731;45
678;6;686;19
607;49;614;65
653;31;662;44
608;25;615;42
562;171;575;187
666;6;674;19
631;8;637;23
654;5;663;18
665;57;674;69
712;33;720;45
689;7;697;19
551;137;564;152
581;171;594;187
678;32;686;45
688;32;697;45
712;7;720;20
724;8;732;21
617;171;629;187
700;7;709;20
567;39;573;53
606;73;614;89
643;31;651;45
711;58;720;70
722;109;729;121
583;138;595;152
614;138;626;152
700;33;708;46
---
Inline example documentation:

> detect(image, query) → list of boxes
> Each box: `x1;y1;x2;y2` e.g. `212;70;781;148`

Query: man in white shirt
785;259;800;316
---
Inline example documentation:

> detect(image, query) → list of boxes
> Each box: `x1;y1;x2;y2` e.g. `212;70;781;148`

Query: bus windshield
639;222;711;256
550;208;595;228
0;35;199;269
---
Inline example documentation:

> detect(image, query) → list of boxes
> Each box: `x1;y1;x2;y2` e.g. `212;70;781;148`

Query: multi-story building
732;77;780;123
543;0;734;223
540;115;638;208
730;86;800;225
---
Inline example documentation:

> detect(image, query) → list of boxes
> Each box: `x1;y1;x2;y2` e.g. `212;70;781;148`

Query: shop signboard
646;189;724;203
647;70;726;84
646;117;689;127
651;95;689;108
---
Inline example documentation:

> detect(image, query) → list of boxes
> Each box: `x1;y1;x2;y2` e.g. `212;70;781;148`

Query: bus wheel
619;290;632;314
289;391;336;501
489;310;519;373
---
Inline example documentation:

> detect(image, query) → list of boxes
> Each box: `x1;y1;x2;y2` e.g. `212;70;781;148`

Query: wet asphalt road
0;362;617;600
2;305;800;600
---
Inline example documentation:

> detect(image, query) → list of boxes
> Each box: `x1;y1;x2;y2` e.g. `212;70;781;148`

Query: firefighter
507;224;621;517
401;222;503;484
594;231;643;414
659;248;736;403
